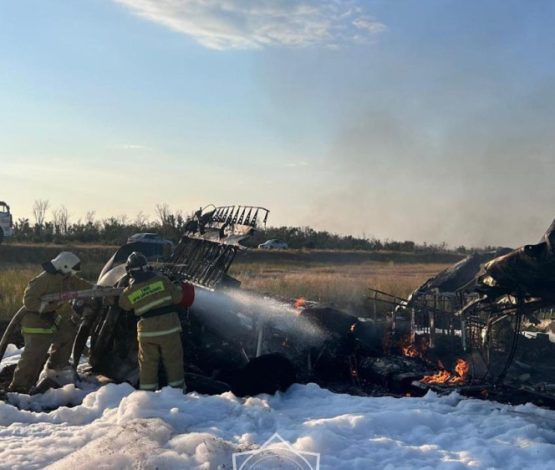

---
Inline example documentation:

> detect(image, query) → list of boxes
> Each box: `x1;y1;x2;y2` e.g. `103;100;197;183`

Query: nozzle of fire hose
181;282;195;308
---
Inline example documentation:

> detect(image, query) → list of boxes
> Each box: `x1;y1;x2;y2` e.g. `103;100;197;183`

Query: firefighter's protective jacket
20;271;92;335
9;270;92;393
118;271;183;338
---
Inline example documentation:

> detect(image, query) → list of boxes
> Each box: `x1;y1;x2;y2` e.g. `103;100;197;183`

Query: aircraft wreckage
370;220;555;406
1;208;555;407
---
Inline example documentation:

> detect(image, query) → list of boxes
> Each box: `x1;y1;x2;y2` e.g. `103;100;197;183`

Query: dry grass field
230;260;450;313
0;244;456;322
0;265;37;320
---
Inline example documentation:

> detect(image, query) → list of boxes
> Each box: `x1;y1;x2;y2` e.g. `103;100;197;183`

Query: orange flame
400;335;421;358
420;358;470;385
450;359;470;384
421;369;451;384
402;344;420;358
294;297;306;309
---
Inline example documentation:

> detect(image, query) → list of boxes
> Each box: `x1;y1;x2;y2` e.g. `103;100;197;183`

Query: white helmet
51;251;81;275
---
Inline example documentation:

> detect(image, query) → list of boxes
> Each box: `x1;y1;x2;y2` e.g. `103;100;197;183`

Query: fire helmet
126;251;148;273
51;251;81;275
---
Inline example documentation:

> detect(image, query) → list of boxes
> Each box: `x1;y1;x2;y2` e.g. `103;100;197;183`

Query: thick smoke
255;2;555;248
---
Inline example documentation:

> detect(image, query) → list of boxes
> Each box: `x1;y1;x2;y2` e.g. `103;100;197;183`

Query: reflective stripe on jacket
118;272;183;338
21;313;62;335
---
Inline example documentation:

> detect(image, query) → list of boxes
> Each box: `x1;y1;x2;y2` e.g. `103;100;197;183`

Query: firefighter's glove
71;299;86;316
40;301;62;314
70;299;85;324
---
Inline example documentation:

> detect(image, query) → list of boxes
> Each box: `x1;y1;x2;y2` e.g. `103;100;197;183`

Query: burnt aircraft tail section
165;205;269;289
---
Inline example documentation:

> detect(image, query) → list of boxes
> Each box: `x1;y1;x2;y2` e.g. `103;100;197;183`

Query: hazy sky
1;0;554;247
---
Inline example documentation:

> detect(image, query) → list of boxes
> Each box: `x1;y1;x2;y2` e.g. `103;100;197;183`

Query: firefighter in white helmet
9;251;93;394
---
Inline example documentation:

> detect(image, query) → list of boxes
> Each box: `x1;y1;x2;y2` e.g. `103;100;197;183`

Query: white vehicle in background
258;239;288;249
0;201;13;244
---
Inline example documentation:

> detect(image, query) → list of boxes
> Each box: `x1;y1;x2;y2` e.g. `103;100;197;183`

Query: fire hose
0;307;26;364
0;288;124;364
0;283;194;364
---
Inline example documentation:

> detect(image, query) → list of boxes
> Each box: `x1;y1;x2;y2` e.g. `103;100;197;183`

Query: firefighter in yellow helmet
9;251;93;394
118;252;185;391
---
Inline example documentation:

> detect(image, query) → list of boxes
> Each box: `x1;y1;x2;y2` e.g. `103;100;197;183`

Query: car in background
258;239;288;249
127;233;174;257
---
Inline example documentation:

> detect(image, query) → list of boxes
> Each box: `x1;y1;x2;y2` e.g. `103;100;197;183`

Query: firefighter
9;251;93;394
118;252;186;391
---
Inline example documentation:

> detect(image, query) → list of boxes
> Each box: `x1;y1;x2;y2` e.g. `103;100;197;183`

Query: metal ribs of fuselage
165;237;237;288
209;205;269;229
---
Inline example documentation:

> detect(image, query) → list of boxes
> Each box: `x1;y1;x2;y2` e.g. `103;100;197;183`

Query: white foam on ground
3;344;555;469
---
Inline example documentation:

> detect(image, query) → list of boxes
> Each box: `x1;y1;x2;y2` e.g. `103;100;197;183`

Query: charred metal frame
164;205;269;289
369;285;555;391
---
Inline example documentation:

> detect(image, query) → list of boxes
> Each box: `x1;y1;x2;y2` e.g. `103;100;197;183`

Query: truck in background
0;201;13;244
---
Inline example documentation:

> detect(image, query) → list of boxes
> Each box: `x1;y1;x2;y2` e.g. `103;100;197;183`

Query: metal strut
165;204;269;289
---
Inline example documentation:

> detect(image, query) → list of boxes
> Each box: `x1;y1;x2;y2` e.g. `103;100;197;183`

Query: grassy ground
0;265;37;319
0;244;456;322
230;260;449;313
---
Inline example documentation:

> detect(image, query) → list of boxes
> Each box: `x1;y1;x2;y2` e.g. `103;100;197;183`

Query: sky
1;0;554;247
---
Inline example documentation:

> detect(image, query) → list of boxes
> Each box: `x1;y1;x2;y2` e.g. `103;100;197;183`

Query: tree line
11;200;187;245
9;199;485;254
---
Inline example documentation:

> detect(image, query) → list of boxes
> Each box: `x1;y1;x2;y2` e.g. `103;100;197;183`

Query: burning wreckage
0;205;378;400
77;204;387;397
2;207;555;408
370;221;555;406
